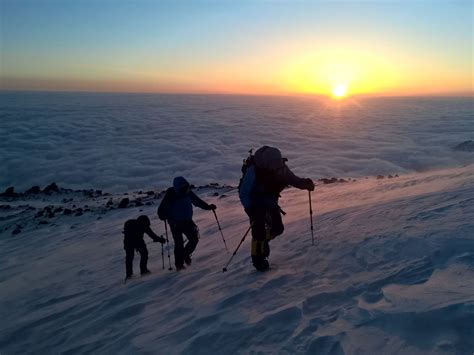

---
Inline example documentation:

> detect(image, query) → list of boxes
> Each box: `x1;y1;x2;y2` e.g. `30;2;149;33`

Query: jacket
158;176;211;221
239;164;309;209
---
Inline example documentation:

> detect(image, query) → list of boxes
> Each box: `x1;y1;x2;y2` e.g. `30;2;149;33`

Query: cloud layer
1;92;472;192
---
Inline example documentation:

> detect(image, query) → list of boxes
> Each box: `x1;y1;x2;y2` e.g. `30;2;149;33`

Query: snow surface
1;165;473;354
1;92;473;191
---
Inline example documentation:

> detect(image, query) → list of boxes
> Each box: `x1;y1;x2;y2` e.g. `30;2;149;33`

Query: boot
184;255;192;266
252;256;269;271
176;265;186;271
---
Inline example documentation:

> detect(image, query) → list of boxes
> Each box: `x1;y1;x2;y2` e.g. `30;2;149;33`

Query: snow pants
169;220;199;268
125;241;148;276
246;205;284;269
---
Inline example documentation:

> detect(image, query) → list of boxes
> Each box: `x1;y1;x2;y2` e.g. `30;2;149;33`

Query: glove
154;236;166;244
306;178;315;191
208;204;216;210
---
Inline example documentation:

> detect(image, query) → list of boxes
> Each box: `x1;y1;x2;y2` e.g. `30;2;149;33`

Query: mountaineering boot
184;255;192;266
252;256;270;271
176;265;186;271
263;241;270;258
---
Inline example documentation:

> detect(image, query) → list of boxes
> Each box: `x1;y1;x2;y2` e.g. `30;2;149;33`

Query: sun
332;84;348;99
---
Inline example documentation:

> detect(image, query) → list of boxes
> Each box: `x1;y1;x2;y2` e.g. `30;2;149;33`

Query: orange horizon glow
2;44;472;97
1;75;472;98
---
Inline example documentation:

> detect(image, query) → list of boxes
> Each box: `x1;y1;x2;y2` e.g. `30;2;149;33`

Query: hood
173;176;190;194
254;146;286;170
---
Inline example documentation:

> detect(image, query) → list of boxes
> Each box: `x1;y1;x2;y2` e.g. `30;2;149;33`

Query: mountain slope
1;166;473;354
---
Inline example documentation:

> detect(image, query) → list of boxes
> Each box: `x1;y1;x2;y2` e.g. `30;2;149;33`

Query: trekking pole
222;224;252;273
164;220;173;271
212;210;229;253
309;190;314;246
161;243;165;270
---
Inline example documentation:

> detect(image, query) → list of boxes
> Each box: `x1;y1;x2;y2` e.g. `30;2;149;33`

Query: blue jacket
239;165;309;209
158;176;211;221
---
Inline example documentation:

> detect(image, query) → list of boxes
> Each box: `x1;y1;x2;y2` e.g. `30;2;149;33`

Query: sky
0;0;472;96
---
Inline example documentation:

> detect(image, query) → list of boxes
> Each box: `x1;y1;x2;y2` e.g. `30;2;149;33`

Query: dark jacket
239;146;310;209
158;176;211;221
123;219;160;249
239;165;309;209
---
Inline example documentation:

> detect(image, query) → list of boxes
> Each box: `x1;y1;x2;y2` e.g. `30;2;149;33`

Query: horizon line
1;88;473;99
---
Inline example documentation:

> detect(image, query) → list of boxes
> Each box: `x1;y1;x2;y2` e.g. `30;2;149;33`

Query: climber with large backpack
239;146;315;271
123;215;165;280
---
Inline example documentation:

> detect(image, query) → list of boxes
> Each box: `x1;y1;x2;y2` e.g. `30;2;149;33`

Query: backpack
123;219;138;238
238;149;255;193
238;148;288;195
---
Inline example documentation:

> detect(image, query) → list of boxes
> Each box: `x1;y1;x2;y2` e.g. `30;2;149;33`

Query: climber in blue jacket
158;176;216;270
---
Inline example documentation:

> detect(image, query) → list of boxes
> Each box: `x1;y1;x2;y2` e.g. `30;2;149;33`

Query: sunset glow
332;84;348;99
0;1;472;96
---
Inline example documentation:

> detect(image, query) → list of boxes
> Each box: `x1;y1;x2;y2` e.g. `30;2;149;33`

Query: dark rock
388;175;393;178
36;210;45;217
219;194;227;199
376;175;385;180
54;207;63;213
39;220;49;225
453;140;474;152
26;186;41;194
63;209;72;215
118;198;129;208
319;177;338;184
47;211;55;218
3;186;16;197
106;200;113;207
395;174;399;177
213;192;219;196
338;179;348;183
135;199;143;207
146;191;155;196
12;228;21;235
0;205;11;210
145;202;153;206
44;182;60;194
95;190;102;195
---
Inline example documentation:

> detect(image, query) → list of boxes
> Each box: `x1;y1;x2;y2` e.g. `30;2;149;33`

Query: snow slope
1;165;473;354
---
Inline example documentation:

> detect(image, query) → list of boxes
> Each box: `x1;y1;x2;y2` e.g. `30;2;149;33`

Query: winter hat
137;215;150;227
173;176;190;193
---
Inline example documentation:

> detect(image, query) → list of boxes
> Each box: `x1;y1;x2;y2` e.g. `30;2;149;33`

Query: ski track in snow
1;166;473;354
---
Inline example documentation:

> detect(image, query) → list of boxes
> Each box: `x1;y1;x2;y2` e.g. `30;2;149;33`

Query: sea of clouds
1;91;472;192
